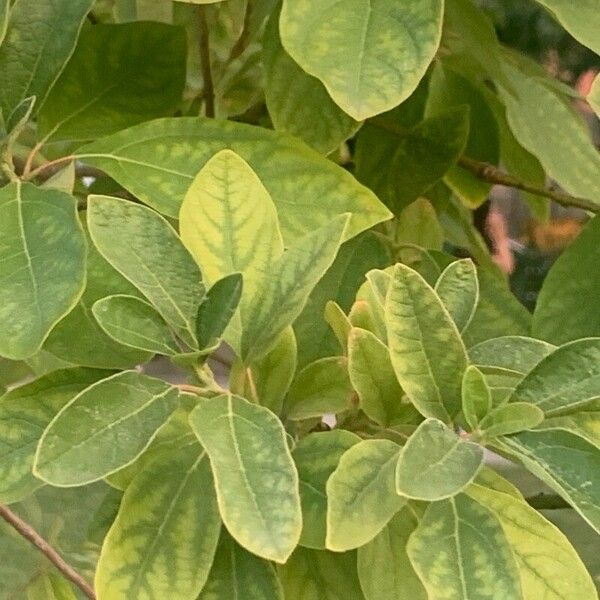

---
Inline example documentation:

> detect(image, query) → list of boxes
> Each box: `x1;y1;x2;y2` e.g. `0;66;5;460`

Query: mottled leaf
479;403;544;439
461;365;492;430
435;259;478;332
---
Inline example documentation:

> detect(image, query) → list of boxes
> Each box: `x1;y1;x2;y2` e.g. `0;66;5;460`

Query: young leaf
326;439;405;552
95;441;221;600
478;403;544;439
196;273;243;350
324;301;352;355
292;430;361;549
508;339;600;415
467;483;598;600
358;506;427;600
0;182;86;360
87;195;204;348
92;295;180;356
435;258;479;332
38;22;186;143
348;327;406;427
395;419;484;500
34;371;179;486
285;357;353;420
0;0;93;119
241;215;349;362
407;495;522;599
198;532;284;600
385;263;468;421
189;394;302;563
77;118;391;234
279;0;444;120
461;365;492;430
0;368;109;503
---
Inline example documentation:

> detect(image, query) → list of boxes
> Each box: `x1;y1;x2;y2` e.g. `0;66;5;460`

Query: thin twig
525;493;571;510
22;140;46;177
177;383;204;395
458;156;599;213
23;155;75;182
0;505;96;599
227;0;253;63
197;6;215;118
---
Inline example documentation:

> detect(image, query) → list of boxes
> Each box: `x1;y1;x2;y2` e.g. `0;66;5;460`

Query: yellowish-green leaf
326;439;405;552
34;371;179;486
95;441;221;600
479;403;544;439
589;74;600;117
385;263;468;421
407;495;522;599
279;0;444;121
461;365;492;430
189;394;302;563
0;182;86;360
396;418;484;500
537;412;600;451
435;258;479;332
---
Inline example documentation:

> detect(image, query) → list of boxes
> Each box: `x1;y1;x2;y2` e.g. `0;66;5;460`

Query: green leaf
497;429;600;534
358;506;427;600
285;357;353;420
461;365;492;430
0;0;8;46
348;327;407;427
263;8;359;154
189;394;302;563
41;162;75;195
292;430;361;549
198;532;284;600
534;0;600;55
533;216;600;344
435;258;479;332
0;182;86;360
589;74;600;117
324;301;353;354
0;368;109;503
95;441;221;600
34;371;179;486
279;0;444;121
92;295;180;356
326;439;405;551
407;495;522;599
508;339;600;415
395;418;484;500
467;482;598;600
0;0;93;119
38;22;185;143
385;263;468;421
279;547;365;600
196;273;243;350
536;412;600;451
77;118;391;235
87;195;204;348
479;403;544;439
241;215;349;361
395;198;445;250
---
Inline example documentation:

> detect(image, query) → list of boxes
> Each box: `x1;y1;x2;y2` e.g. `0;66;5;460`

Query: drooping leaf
77;118;391;234
0;182;86;360
285;357;353;420
189;394;302;563
395;418;484;500
407;495;522;599
34;371;179;486
0;368;109;504
279;547;365;600
292;430;361;549
385;263;468;421
435;258;479;332
461;365;492;430
279;0;444;121
533;216;600;344
92;295;180;356
357;506;427;600
95;441;221;600
478;403;544;439
0;0;93;119
326;439;405;551
38;22;186;143
467;483;598;600
87;195;204;348
241;215;349;361
263;8;359;154
198;532;284;600
508;339;600;415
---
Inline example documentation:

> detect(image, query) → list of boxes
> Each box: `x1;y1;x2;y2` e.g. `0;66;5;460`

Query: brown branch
458;156;599;213
0;505;96;599
525;493;571;510
227;0;253;63
23;155;75;182
198;6;215;118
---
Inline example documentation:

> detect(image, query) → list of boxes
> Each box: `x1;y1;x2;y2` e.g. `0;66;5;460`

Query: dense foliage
0;0;599;598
